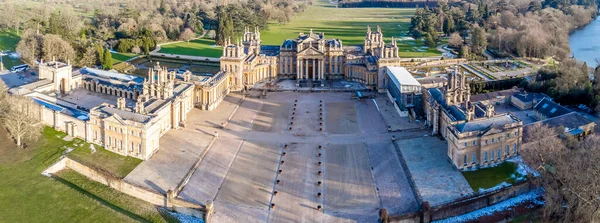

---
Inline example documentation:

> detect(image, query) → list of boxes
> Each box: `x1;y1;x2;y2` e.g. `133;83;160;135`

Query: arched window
484;152;488;162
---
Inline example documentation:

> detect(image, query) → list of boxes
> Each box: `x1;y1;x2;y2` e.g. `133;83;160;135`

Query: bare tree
521;123;600;222
42;34;76;62
448;32;463;48
179;28;196;43
2;96;42;148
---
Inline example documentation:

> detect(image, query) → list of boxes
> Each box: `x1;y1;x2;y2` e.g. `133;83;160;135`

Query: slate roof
470;88;520;102
513;92;547;103
533;97;571;119
99;106;150;123
455;114;518;133
428;88;467;121
523;112;594;142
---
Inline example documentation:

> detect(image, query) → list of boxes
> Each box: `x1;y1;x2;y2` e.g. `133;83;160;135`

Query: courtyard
123;90;426;222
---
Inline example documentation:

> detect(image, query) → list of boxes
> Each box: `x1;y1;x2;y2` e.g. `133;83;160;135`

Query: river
569;15;600;66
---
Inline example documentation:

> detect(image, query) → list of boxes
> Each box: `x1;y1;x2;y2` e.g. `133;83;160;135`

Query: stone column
312;59;316;81
305;59;308;80
296;58;300;80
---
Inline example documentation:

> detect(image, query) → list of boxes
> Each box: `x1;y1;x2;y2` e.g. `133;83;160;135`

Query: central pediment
298;47;324;56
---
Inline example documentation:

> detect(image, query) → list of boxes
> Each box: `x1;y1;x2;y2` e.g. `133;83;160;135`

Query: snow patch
89;144;96;154
507;156;540;177
478;182;511;193
168;211;205;223
433;189;545;223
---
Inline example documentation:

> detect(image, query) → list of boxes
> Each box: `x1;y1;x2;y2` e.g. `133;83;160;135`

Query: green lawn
158;0;441;58
0;126;170;222
158;39;223;58
0;29;24;69
0;29;20;51
462;162;521;191
67;140;142;178
56;169;176;223
112;52;138;65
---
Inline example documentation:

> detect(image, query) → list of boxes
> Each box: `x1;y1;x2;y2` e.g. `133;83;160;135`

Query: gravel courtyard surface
129;91;427;222
325;102;359;134
324;144;380;219
395;137;474;207
252;102;291;133
213;141;281;221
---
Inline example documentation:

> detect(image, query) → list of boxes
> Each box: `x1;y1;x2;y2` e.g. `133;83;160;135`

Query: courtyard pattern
124;91;424;222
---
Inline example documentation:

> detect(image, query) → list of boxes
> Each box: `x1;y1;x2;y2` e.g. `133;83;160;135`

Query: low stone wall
42;157;205;219
389;181;535;222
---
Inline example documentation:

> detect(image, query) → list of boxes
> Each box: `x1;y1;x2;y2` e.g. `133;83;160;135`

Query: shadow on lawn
52;175;161;223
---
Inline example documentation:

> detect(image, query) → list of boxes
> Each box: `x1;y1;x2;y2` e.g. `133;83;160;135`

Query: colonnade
296;58;325;81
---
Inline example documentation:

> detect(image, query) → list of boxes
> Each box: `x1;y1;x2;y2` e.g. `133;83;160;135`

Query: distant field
111;52;137;65
260;0;414;45
158;0;441;58
158;39;223;58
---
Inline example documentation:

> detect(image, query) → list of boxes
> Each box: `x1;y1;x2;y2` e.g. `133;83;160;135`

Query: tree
425;33;436;48
42;34;76;62
16;32;43;65
521;123;600;222
448;32;463;48
180;28;196;43
470;25;488;55
460;45;470;59
2;96;42;148
102;47;113;70
443;16;455;36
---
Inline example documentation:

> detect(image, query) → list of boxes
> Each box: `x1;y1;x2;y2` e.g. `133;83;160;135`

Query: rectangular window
472;153;476;163
497;149;501;160
498;137;501;142
515;132;518;136
492;138;495;143
464;143;468;147
491;151;495;160
108;136;111;146
472;141;476;146
484;152;488;162
506;145;510;155
514;144;517;153
485;140;488;144
138;144;142;153
463;155;467;165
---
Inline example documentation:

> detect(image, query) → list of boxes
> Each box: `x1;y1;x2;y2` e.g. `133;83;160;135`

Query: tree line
0;0;310;69
409;0;598;60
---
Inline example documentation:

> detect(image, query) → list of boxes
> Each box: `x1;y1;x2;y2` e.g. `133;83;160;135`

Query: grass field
0;126;170;222
67;140;142;178
56;169;176;223
112;52;138;65
462;162;520;191
158;0;441;58
0;29;24;69
158;39;223;58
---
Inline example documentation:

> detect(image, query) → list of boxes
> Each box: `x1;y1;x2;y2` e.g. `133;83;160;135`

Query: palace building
8;26;412;160
220;26;404;91
424;67;523;170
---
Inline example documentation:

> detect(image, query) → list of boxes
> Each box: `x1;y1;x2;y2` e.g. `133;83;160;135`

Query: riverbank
569;10;600;66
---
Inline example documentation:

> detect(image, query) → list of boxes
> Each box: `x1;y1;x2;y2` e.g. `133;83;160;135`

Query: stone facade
424;67;524;170
219;26;403;91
